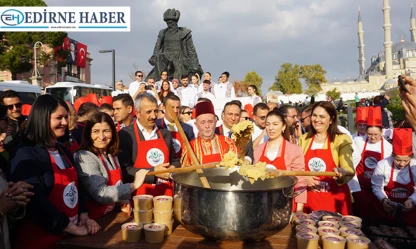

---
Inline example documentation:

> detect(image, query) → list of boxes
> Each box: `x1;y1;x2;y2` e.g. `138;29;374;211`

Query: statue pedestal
31;76;42;87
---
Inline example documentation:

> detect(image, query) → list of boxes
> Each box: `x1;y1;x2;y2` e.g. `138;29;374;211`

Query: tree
300;64;327;91
244;71;263;96
304;85;320;97
326;88;341;100
269;63;302;94
0;0;67;79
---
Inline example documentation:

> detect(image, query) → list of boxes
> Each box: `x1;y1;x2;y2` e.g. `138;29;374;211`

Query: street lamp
99;49;115;89
31;41;43;86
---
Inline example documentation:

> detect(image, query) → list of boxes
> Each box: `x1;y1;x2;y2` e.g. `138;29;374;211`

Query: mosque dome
382;79;397;90
392;40;416;53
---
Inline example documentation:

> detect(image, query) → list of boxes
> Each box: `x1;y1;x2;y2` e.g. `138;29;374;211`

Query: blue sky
45;0;415;93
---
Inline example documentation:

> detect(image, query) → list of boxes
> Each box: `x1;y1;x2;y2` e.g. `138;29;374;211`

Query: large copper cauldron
171;167;298;241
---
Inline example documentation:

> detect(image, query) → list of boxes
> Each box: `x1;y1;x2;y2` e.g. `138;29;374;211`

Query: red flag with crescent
77;42;87;68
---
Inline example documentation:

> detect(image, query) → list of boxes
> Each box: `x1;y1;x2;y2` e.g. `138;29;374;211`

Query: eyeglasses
182;111;192;115
256;115;266;121
367;133;381;138
158;110;165;114
300;115;311;123
136;75;143;77
5;102;22;110
286;114;298;119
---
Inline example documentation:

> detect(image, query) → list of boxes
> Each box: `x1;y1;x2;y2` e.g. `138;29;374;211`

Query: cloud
44;0;415;93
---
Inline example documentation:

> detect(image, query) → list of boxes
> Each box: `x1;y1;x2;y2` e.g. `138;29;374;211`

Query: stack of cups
132;195;153;225
173;194;182;221
153;196;173;235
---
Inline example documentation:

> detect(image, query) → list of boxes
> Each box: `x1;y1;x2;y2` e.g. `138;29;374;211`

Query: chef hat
195;101;215;118
356;107;369;124
392;128;413;156
366;106;382;127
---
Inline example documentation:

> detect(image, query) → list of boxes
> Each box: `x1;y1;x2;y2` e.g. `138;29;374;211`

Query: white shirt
352;132;367;141
136;120;158;140
250;95;262;106
112;89;127;97
187;119;199;137
49;150;65;169
372;157;416;203
128;81;145;97
354;137;393;159
214;81;236;98
164;118;178;132
252;123;268;145
195;91;216;103
222;125;232;138
177;86;197;108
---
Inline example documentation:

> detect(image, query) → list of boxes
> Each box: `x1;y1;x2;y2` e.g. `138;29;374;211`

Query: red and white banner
76;42;87;68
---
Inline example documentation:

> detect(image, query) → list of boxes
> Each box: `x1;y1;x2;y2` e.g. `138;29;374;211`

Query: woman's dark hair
248;84;258;94
79;112;119;155
307;101;342;141
158;80;172;100
23;95;69;147
266;110;290;141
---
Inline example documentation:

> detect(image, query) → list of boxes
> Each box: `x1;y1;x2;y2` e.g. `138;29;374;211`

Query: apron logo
308;157;326;172
63;181;78;209
391;187;409;199
364;170;373;179
172;138;181;153
364;157;378;169
146;148;165;166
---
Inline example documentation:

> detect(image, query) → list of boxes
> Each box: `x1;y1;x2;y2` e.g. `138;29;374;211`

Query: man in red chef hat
371;128;416;225
181;101;238;166
353;106;369;140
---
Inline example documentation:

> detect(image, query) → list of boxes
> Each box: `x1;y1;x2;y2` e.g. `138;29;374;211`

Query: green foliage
0;0;67;79
326;88;341;100
0;0;47;6
300;64;327;91
244;71;263;96
304;85;320;97
270;63;302;94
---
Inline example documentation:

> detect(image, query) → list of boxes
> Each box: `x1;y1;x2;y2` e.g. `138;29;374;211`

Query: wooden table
57;212;378;249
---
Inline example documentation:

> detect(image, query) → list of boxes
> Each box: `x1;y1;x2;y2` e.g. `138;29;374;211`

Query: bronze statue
146;8;203;81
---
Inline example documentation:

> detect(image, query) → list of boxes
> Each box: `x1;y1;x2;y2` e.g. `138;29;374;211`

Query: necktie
168;123;175;131
228;131;232;138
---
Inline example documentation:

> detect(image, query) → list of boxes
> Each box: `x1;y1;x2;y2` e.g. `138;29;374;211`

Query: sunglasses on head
5;103;22;110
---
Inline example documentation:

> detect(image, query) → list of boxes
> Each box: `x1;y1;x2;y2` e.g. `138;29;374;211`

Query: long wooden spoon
147;162;220;176
165;105;211;188
267;169;355;177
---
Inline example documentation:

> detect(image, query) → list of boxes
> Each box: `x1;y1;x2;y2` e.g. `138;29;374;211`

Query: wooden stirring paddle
267;169;355;177
147;162;220;176
165;105;211;188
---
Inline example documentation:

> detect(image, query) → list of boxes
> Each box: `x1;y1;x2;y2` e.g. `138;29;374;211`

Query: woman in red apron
74;112;149;219
10;95;100;249
299;101;355;215
372;128;416;226
253;110;307;212
353;106;392;218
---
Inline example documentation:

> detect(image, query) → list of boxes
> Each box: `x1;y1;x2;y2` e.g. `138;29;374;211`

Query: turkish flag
62;37;70;50
76;42;87;68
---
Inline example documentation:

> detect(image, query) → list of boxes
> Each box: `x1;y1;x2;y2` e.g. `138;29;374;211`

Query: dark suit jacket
156;118;195;142
9;143;88;234
215;124;254;162
118;123;180;184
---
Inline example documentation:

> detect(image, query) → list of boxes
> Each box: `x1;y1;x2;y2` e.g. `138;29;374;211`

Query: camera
145;85;154;91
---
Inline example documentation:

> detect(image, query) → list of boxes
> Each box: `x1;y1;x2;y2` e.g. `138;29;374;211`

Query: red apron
86;154;123;219
375;162;416;225
197;137;222;164
258;140;300;211
353;139;384;217
161;119;184;159
66;136;80;155
15;147;79;249
132;123;173;196
303;136;352;215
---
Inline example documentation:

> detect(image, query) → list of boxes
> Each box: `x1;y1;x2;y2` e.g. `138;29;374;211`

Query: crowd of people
0;71;415;249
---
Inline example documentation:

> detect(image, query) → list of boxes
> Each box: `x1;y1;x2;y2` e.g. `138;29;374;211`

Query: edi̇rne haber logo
0;7;130;32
